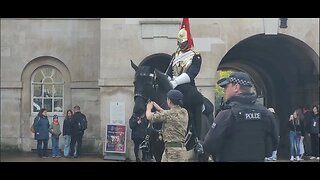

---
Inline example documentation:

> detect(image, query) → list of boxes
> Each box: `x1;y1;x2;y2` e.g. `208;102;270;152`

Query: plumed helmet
177;18;194;49
177;28;188;44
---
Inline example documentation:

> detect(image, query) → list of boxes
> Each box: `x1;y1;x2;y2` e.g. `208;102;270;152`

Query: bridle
134;70;163;134
134;71;158;104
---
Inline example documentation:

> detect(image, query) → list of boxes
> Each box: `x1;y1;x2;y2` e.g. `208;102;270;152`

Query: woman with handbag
33;108;50;158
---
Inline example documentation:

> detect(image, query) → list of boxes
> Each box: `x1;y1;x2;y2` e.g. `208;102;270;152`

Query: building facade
1;18;319;160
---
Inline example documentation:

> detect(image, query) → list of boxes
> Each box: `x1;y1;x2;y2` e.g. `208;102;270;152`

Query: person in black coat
308;105;319;159
63;109;73;157
69;105;87;158
129;113;149;162
265;108;280;161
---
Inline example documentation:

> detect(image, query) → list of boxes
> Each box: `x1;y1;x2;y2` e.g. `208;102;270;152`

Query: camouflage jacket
151;106;188;143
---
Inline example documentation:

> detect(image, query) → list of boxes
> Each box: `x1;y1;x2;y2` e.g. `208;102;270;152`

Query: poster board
105;124;127;154
110;102;125;125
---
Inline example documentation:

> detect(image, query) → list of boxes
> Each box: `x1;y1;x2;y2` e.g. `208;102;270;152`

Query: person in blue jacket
33;108;50;158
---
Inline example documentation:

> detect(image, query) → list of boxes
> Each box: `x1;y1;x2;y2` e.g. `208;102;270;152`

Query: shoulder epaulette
192;50;200;55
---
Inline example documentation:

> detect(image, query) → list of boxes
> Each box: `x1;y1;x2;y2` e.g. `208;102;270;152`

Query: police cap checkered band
217;72;253;87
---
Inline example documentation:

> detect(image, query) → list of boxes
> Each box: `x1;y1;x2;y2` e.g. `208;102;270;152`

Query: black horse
131;60;214;161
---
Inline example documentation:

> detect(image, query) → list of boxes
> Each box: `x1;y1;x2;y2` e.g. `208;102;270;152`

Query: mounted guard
165;18;204;153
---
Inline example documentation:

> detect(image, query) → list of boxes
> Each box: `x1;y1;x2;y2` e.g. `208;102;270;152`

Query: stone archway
218;33;319;158
139;53;172;72
20;56;71;151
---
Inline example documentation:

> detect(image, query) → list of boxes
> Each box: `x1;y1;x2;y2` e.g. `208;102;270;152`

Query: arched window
31;66;64;115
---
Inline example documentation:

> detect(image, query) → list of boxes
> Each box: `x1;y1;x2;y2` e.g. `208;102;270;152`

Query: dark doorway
218;33;319;159
140;53;172;72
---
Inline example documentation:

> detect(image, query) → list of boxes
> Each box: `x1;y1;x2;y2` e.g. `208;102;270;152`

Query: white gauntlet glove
170;80;178;89
167;75;172;81
169;73;191;89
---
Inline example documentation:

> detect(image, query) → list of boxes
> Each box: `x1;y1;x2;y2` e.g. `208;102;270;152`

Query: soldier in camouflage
146;89;189;162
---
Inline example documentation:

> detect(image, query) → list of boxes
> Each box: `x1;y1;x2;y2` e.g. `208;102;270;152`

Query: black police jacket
203;93;278;161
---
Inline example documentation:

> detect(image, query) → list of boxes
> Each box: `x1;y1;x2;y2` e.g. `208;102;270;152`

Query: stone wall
1;18;319;161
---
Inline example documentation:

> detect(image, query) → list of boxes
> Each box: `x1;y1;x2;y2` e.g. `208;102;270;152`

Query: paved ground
1;151;319;162
0;151;123;162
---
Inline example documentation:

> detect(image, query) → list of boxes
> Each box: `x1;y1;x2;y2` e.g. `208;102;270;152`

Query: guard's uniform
165;19;204;151
150;106;188;162
203;93;279;161
166;48;204;151
167;50;201;87
166;50;203;104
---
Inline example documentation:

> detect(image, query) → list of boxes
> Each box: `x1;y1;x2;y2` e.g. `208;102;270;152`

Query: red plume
180;18;194;49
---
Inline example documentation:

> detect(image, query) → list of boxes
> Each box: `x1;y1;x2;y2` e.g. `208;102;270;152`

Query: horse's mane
154;69;172;93
135;65;172;93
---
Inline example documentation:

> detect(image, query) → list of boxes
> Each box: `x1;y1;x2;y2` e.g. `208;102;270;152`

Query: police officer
146;89;189;162
202;72;279;161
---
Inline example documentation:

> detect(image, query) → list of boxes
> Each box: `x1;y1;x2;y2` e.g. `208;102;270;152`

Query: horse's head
131;60;172;117
131;60;157;117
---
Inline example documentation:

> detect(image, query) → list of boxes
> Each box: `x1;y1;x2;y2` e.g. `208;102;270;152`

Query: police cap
217;72;253;88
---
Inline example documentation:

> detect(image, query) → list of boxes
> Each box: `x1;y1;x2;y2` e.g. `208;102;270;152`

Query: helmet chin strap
179;44;190;52
177;40;189;51
181;47;190;52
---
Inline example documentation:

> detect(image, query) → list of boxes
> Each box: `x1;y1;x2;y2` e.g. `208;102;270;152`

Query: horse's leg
152;137;164;162
149;133;165;162
186;104;206;161
155;140;165;162
147;137;155;161
193;104;203;140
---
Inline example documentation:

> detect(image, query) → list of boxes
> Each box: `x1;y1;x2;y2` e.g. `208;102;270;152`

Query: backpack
79;115;87;131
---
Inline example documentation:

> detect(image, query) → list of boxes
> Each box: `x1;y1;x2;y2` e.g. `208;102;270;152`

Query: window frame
31;66;65;116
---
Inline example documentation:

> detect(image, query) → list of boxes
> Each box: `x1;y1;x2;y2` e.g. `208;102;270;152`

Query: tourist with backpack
69;105;87;158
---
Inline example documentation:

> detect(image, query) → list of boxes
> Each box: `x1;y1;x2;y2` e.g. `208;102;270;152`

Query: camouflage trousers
161;147;187;162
